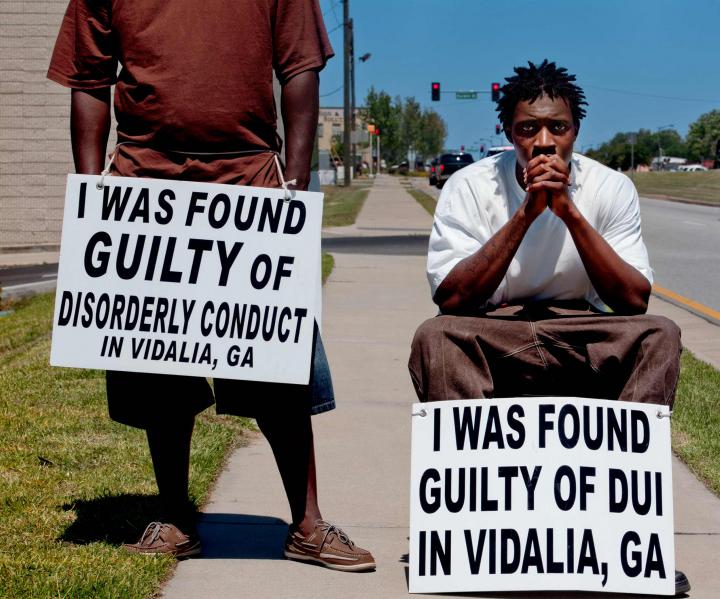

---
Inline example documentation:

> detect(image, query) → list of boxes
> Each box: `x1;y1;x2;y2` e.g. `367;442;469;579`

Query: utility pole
342;0;351;186
350;18;356;179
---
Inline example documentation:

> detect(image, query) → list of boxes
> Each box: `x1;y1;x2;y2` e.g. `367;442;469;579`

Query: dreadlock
496;59;588;131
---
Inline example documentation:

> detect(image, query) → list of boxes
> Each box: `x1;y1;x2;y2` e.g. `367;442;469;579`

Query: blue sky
318;0;720;154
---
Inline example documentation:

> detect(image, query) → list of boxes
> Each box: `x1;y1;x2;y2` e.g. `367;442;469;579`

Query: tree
361;87;447;166
586;128;687;170
361;87;402;163
417;109;446;160
686;109;720;163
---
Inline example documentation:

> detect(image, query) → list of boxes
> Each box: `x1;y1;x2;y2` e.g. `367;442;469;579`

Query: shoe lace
318;521;355;548
139;521;167;545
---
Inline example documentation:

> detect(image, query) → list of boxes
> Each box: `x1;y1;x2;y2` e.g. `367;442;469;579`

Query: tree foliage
686;109;720;162
586;109;720;169
585;128;687;170
361;87;447;164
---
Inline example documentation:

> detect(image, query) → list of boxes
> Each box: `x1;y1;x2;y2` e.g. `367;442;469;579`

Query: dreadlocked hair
496;59;588;131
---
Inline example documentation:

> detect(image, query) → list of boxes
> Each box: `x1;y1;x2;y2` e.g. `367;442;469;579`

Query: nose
532;127;556;157
538;126;553;147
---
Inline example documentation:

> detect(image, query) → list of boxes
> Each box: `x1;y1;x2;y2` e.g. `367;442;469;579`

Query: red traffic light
491;82;501;102
431;81;440;101
375;127;381;136
495;124;501;135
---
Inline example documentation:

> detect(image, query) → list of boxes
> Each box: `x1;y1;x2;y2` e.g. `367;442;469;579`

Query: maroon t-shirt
48;0;333;183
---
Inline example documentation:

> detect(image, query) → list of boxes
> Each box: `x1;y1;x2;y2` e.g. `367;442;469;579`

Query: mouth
532;147;556;157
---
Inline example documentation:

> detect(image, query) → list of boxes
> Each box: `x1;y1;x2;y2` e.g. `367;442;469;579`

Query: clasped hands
522;154;576;222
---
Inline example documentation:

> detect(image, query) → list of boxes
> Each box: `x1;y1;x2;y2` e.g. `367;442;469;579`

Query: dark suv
436;153;474;188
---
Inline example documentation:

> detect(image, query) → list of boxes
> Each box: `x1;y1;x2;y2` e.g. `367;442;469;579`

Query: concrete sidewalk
157;174;720;598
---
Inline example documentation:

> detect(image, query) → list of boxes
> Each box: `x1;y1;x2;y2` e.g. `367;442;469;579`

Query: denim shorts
107;323;335;429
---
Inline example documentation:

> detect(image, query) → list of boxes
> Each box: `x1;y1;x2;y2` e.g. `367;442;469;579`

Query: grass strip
322;183;370;227
0;293;249;599
672;350;720;495
322;252;334;283
405;186;438;217
631;171;720;205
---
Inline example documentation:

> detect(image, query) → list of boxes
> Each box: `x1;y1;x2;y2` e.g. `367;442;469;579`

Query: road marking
3;279;57;291
41;273;57;278
653;285;720;322
681;220;706;227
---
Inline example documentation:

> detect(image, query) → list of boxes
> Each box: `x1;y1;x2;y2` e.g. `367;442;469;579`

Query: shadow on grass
60;493;168;546
59;495;289;559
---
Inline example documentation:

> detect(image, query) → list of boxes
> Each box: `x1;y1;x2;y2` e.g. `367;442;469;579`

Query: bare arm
434;206;536;313
70;88;111;175
280;70;319;191
527;155;651;314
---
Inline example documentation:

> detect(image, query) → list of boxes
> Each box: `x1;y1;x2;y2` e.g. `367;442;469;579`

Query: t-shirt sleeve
47;0;117;89
597;174;653;285
273;0;335;84
427;174;499;303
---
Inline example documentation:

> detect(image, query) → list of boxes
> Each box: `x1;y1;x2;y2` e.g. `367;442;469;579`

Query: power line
321;84;343;98
323;0;341;26
585;84;720;104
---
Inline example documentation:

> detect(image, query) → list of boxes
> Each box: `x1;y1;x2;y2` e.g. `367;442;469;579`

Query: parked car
484;145;514;158
428;158;439;186
436;153;475;188
677;164;708;172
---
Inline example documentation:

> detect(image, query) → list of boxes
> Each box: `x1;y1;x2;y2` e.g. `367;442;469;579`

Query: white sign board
50;174;323;385
409;397;674;595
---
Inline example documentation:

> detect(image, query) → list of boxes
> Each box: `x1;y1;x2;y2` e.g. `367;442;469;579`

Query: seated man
408;60;689;595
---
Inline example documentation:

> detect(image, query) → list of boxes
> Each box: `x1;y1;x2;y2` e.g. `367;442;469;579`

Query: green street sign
455;91;478;100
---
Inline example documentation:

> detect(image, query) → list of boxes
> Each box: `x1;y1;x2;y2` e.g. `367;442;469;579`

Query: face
507;94;578;169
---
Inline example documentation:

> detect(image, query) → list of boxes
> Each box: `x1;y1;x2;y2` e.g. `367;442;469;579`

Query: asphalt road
639;197;720;312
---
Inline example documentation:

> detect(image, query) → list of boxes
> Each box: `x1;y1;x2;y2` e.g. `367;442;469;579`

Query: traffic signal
491;82;500;102
431;82;440;101
495;124;501;135
375;127;381;136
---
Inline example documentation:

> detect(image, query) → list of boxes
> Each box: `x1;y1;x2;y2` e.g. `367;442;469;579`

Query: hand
283;169;310;192
524;154;575;221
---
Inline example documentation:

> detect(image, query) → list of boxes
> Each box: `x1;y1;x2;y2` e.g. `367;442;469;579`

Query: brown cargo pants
408;302;681;406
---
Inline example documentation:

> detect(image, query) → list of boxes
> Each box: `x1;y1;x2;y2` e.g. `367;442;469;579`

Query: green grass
322;252;334;283
672;351;720;495
405;186;438;216
631;171;720;204
321;183;371;227
0;293;250;598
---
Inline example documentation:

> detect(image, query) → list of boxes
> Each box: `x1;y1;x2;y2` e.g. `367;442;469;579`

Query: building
318;107;373;169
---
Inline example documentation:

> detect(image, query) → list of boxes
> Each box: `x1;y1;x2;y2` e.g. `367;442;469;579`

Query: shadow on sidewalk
196;513;289;559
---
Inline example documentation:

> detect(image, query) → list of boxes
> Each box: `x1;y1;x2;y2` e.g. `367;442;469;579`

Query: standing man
408;60;688;594
48;0;375;571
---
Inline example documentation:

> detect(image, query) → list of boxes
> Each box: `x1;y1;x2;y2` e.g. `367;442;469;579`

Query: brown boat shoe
122;521;201;558
284;520;376;572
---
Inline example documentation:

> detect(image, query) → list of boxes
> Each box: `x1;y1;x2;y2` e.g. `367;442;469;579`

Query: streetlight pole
342;0;351;186
655;124;674;171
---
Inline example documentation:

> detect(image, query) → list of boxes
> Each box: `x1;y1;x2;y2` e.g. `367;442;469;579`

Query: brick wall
0;1;116;251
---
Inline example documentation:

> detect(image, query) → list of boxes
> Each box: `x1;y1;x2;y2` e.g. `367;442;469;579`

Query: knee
644;315;681;351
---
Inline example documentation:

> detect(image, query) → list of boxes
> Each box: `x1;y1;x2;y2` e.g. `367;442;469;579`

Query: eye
518;122;537;134
552;122;570;134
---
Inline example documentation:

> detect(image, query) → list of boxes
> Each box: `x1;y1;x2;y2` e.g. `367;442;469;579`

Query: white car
677;164;708;172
